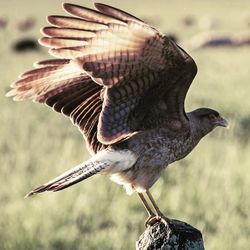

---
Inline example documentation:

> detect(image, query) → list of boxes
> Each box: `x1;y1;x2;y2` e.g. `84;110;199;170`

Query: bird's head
188;108;229;137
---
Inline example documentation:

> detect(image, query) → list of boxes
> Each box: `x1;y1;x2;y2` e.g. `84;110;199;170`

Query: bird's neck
188;115;211;142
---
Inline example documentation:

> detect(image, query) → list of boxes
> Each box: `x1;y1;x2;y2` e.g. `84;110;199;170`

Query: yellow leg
146;191;170;225
146;190;164;217
137;192;159;226
137;192;155;216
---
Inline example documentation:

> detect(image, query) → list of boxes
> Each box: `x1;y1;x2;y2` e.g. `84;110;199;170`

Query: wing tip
47;15;53;24
5;89;16;98
40;26;48;37
94;3;113;12
62;2;68;10
38;36;54;48
62;2;77;13
38;37;45;46
94;3;103;8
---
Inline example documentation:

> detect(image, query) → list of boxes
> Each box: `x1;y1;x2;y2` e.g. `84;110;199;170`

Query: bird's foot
158;215;171;226
156;211;171;225
145;214;171;227
145;214;158;227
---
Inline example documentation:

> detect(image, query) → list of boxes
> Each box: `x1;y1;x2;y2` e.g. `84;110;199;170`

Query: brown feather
8;2;197;152
47;15;108;30
63;3;125;25
39;37;87;48
94;3;144;23
41;27;96;39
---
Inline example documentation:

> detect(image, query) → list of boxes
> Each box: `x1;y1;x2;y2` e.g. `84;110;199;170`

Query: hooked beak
215;116;229;128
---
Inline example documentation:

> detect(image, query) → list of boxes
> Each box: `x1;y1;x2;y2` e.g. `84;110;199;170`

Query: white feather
92;149;137;173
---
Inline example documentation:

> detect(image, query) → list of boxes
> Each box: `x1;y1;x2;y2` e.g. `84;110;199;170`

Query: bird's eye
209;113;217;120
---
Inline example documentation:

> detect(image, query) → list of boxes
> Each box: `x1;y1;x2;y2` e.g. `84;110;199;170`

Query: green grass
1;0;250;249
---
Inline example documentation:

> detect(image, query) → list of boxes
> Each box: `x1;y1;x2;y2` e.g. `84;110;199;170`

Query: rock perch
136;219;204;250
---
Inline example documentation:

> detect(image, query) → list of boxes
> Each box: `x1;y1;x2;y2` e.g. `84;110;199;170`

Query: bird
7;2;228;225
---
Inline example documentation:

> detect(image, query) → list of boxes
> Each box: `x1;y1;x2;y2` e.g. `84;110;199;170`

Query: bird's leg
137;193;157;226
145;190;162;216
146;190;170;224
137;193;155;216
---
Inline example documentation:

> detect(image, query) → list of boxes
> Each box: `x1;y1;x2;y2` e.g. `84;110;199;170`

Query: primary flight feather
7;2;228;223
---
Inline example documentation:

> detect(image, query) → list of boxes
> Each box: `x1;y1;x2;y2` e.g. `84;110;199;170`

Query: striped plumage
7;3;228;222
7;2;196;154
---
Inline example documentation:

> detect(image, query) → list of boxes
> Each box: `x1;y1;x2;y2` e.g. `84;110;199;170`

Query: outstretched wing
7;3;197;151
7;58;104;154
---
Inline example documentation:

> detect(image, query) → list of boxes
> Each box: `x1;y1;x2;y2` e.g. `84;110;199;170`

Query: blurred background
0;0;250;249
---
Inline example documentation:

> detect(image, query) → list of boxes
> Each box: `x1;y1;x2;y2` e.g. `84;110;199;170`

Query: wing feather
39;37;88;48
8;2;197;152
63;3;125;25
47;15;108;30
33;59;70;68
41;27;96;39
94;3;144;23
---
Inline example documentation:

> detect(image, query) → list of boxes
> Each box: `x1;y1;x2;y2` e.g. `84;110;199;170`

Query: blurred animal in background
234;35;250;46
16;17;36;32
181;15;195;27
189;32;234;49
7;2;228;225
0;17;8;30
188;32;250;49
12;38;40;52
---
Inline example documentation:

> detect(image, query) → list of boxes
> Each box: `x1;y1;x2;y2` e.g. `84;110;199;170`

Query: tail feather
25;149;137;198
25;161;108;197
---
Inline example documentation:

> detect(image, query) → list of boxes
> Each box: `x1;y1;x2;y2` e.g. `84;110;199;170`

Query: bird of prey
7;3;228;224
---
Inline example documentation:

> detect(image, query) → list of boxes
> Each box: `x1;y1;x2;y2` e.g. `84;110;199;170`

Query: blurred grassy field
1;0;250;249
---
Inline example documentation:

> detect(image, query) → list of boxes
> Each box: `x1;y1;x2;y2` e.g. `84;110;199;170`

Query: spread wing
7;3;197;153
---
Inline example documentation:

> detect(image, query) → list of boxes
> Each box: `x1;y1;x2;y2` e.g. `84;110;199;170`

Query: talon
145;215;160;227
156;212;171;225
145;214;171;227
153;209;171;225
159;216;169;226
145;215;164;227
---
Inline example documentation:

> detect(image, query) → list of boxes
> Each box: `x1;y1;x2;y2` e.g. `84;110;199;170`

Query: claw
158;215;169;226
145;215;155;227
145;214;170;227
156;211;171;225
145;215;159;227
